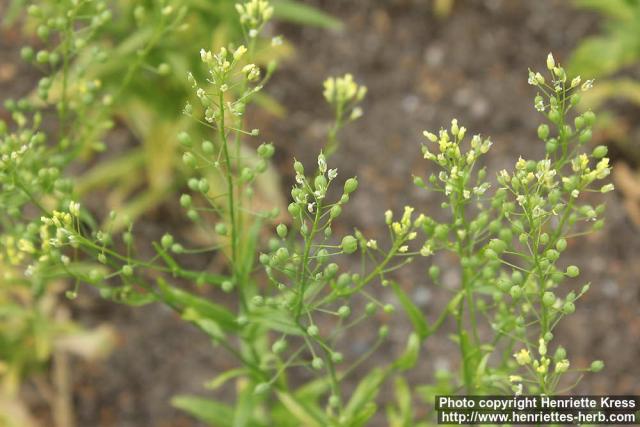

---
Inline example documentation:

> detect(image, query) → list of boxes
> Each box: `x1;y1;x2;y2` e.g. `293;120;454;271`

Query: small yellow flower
514;349;531;366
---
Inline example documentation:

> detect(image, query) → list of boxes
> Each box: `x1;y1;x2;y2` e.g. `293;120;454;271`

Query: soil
2;0;640;426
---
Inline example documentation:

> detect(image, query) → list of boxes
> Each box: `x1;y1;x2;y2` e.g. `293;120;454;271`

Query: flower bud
590;360;604;372
592;145;608;159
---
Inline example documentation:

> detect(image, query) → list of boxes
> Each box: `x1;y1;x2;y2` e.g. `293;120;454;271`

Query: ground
2;0;640;426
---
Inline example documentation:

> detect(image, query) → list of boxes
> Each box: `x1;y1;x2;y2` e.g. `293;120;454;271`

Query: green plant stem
295;201;322;320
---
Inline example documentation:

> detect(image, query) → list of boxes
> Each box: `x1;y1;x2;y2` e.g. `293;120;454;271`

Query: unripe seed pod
198;179;209;193
201;140;214;154
383;304;394;314
161;233;174;249
330;205;342;219
276;224;287;238
542;291;555;306
306;325;319;336
187;178;199;191
293;160;304;175
312;357;324;370
555;238;567;252
288;203;301;216
566;265;580;278
182;152;196;168
343;177;358;194
180;194;192;207
583;111;595;126
537;124;549;140
378;325;389;338
545;139;558;154
331;352;343;363
428;265;440;281
178;132;192;147
510;286;522;299
365;302;377;316
590;360;604;372
579;129;592;144
338;305;351;318
341;235;358;254
215;223;228;235
562;301;575;314
221;280;234;292
122;265;134;276
592;145;608;159
539;233;549;245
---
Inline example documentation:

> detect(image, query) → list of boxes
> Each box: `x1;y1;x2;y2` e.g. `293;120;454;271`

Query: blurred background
1;0;639;425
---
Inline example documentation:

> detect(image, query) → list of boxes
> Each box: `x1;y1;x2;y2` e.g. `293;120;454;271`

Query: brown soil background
2;0;640;426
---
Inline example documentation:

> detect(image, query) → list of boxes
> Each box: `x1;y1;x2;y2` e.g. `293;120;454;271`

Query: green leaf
386;377;412;427
172;395;233;427
272;0;342;30
157;278;238;332
248;307;303;336
205;368;249;390
393;333;420;371
276;391;326;427
390;281;429;340
343;368;388;423
572;0;636;21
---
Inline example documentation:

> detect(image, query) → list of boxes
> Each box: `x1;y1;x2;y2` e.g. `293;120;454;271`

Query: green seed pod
324;263;338;278
554;346;567;362
331;352;343;363
20;46;34;61
311;357;324;370
590;360;604;372
341;235;358;254
428;265;440;281
328;395;340;408
240;167;254;182
539;233;549;245
306;325;319;337
201;140;214;154
276;224;287;238
171;243;184;253
509;286;522;299
180;194;192;208
562;301;575;314
343;177;358;194
161;233;174;249
592;145;608;159
583;111;596;126
330;204;342;219
178;132;192;147
123;231;133;245
378;325;389;339
182;152;196;168
336;273;351;288
314;174;327;191
555;238;567;252
157;63;171;76
548;108;561;124
198;179;209;193
293;160;304;175
36;50;49;64
383;304;395;314
566;265;579;278
288;203;301;216
122;265;134;276
545;139;558;154
338;305;351;318
537;124;549;140
542;291;555;306
579;129;592;144
365;302;377;316
489;239;507;254
221;280;234;292
187;209;199;221
215;223;228;235
257;143;275;158
36;25;50;40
